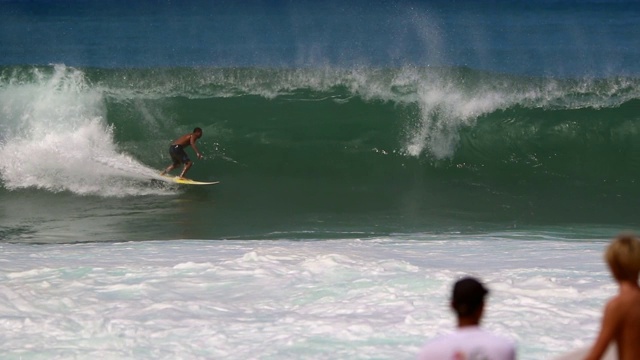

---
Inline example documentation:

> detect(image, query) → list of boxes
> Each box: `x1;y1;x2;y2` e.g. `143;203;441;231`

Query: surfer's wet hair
193;127;202;133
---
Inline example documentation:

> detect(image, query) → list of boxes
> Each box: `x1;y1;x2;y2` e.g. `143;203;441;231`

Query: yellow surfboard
160;174;219;185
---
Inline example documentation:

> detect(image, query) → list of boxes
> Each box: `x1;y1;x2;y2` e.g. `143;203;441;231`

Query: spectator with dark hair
417;276;516;360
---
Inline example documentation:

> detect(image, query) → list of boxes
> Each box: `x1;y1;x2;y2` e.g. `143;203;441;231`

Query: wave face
1;65;640;228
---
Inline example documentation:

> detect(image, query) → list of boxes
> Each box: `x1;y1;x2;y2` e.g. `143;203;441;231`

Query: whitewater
0;234;617;360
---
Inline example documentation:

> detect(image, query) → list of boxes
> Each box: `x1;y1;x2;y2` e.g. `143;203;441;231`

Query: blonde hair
605;233;640;281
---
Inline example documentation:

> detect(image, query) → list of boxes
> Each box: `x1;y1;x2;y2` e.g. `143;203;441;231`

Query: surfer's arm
190;135;203;159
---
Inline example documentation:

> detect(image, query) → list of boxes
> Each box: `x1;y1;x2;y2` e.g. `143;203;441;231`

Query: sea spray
0;65;171;196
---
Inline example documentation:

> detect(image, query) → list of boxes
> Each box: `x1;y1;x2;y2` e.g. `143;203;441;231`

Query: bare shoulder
597;294;629;335
609;285;640;335
618;284;640;308
603;294;627;319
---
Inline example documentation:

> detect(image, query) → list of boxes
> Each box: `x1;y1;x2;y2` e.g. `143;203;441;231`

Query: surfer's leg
179;160;193;178
161;163;177;175
163;145;182;175
162;158;181;175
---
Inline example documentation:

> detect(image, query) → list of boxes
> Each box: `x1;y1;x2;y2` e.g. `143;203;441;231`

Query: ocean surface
1;0;639;359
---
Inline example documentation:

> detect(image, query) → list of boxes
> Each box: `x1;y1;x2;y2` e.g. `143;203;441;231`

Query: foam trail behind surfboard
0;65;175;196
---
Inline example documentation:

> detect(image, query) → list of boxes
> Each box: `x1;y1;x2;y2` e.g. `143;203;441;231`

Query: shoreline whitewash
0;238;611;359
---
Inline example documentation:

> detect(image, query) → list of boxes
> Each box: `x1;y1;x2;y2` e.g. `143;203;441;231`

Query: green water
1;65;640;242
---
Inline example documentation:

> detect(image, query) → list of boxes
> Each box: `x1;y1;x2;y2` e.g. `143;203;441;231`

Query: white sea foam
0;65;174;196
0;236;614;359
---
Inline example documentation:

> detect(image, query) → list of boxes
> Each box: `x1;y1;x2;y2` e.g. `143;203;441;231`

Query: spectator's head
605;233;640;282
451;277;488;318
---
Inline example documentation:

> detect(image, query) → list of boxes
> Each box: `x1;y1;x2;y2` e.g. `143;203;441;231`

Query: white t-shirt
417;326;516;360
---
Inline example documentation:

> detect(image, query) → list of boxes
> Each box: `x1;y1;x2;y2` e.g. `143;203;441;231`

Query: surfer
417;277;516;360
161;127;204;179
585;234;640;360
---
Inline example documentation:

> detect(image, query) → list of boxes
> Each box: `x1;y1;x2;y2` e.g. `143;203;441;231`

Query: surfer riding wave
161;127;203;179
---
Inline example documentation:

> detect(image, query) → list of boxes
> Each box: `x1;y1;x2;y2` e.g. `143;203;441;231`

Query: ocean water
1;0;639;359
